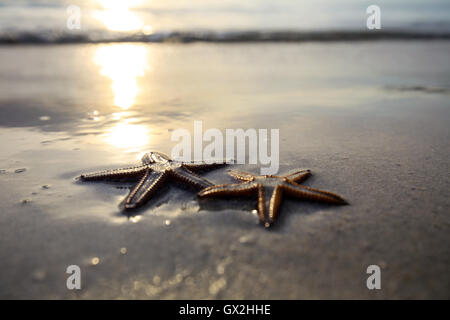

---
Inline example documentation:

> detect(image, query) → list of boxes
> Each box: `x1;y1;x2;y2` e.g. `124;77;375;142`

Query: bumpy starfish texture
198;169;348;228
80;152;224;210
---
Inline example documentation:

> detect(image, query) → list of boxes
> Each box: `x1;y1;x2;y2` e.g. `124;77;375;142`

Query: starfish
198;169;348;228
79;151;224;210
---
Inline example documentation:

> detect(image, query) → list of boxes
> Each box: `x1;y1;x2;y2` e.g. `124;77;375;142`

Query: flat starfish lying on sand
198;169;348;228
80;152;224;210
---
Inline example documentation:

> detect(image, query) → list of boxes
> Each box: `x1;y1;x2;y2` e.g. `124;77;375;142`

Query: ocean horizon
1;0;450;44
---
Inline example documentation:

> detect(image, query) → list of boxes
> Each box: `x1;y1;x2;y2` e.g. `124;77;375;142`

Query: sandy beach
0;40;449;299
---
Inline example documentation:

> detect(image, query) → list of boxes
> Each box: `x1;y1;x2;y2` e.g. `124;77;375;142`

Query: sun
93;0;144;32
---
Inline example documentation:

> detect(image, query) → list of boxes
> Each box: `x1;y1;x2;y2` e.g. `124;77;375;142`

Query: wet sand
0;41;449;299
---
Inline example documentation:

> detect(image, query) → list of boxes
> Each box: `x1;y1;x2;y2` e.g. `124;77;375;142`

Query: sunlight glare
105;121;150;150
94;44;148;110
94;0;144;32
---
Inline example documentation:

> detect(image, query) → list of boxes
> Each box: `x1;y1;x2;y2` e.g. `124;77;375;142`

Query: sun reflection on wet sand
105;121;150;150
93;43;151;151
94;44;149;110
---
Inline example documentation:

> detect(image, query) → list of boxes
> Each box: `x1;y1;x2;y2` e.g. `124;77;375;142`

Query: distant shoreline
1;30;450;45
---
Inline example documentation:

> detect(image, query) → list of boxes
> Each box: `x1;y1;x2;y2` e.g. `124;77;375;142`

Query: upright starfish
80;152;224;210
198;169;348;228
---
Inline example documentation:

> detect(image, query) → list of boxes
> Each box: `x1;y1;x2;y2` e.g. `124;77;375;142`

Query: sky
0;0;449;33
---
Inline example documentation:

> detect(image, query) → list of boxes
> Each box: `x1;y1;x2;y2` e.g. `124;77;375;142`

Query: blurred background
1;0;450;41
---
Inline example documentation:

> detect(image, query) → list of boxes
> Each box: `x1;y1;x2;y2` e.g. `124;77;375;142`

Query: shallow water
0;41;449;299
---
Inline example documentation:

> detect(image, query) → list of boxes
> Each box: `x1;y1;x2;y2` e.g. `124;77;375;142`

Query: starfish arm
182;162;226;172
198;181;258;197
282;169;311;183
171;167;215;189
256;184;269;226
268;185;284;224
282;181;348;205
79;166;147;182
123;169;168;209
227;170;255;182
